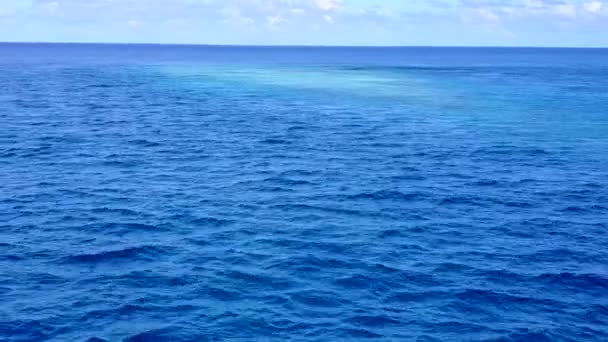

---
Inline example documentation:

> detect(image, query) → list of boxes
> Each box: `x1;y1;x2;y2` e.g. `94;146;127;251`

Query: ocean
1;43;607;341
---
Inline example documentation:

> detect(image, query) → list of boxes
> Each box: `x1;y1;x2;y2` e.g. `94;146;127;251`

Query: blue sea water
1;43;608;341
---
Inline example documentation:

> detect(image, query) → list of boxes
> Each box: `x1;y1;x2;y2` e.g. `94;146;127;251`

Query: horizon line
1;41;607;49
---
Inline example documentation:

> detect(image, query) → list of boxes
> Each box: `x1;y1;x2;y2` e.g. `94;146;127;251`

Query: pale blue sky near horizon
0;0;607;47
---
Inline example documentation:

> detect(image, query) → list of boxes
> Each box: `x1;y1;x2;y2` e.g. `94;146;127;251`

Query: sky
0;0;607;47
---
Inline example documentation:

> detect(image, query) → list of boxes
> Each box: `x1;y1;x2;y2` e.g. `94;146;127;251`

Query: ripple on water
64;245;172;264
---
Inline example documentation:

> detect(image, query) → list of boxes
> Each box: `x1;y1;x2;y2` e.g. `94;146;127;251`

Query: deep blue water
1;43;608;341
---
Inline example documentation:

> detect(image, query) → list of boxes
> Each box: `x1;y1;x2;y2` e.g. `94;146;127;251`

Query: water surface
1;44;608;341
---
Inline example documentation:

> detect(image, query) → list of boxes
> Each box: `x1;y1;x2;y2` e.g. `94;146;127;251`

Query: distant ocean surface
1;43;608;341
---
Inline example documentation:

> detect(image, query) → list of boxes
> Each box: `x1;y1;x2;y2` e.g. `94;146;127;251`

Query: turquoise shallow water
1;44;608;341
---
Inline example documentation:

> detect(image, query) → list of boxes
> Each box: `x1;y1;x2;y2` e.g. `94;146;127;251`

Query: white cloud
554;3;577;17
221;6;255;26
476;8;499;22
128;19;141;28
41;1;60;14
314;0;340;11
583;1;603;13
323;14;334;24
266;14;284;29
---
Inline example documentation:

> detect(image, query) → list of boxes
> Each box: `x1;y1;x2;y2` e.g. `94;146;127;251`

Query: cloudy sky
0;0;606;46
